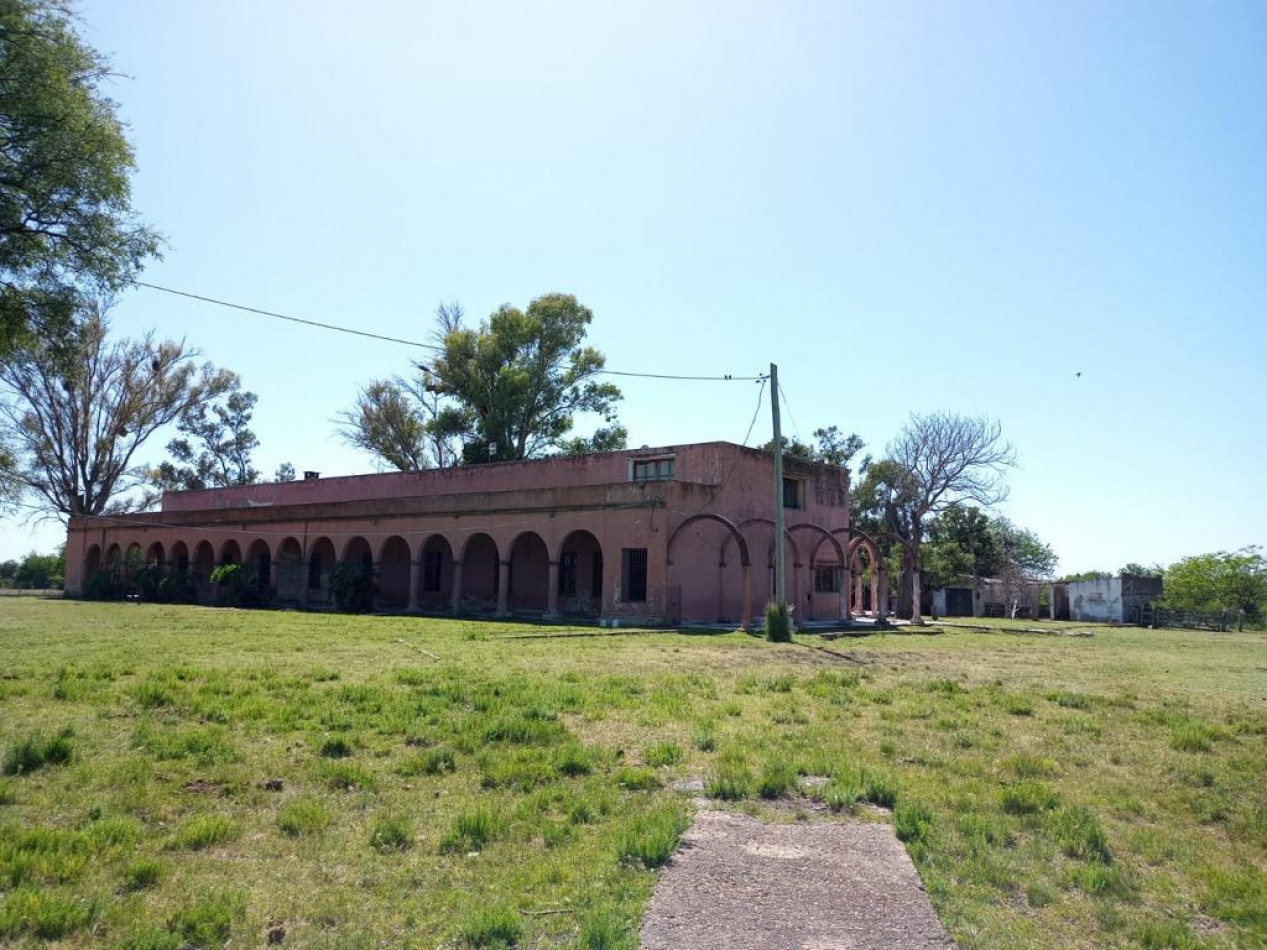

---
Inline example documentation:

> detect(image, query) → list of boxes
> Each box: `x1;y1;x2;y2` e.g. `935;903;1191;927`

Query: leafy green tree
995;518;1058;578
923;505;1000;588
149;376;261;491
1164;547;1265;621
765;426;868;479
921;508;1055;597
1057;569;1113;583
14;548;61;588
0;0;160;360
0;300;234;517
429;294;623;463
339;379;431;471
343;295;624;469
0;558;18;582
273;462;295;482
1120;562;1163;578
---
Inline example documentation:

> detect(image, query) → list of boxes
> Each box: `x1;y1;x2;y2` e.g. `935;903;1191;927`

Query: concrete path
640;809;954;950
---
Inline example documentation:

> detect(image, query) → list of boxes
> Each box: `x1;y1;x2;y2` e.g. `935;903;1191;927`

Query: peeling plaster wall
1068;577;1123;622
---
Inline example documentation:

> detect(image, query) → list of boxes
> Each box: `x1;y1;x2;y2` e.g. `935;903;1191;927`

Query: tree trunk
909;542;924;625
910;567;923;624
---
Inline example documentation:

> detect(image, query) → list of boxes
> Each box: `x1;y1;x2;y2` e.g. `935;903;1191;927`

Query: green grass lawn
0;601;1264;949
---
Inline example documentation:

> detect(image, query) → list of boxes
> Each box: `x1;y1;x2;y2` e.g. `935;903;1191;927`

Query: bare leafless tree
887;413;1017;623
0;299;234;519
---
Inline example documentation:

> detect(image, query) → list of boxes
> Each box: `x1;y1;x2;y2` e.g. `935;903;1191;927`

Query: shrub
1049;805;1110;861
278;798;331;836
320;737;354;758
643;741;683;767
169;891;242;947
860;768;897;808
369;815;413;852
329;561;374;613
614;767;662;791
553;744;593;777
122;858;162;891
579;904;633;950
210;563;246;606
318;761;376;791
458;904;522;948
156;571;198;604
1002;693;1035;716
82;570;125;601
894;801;934;844
399;747;457;776
822;777;863;812
757;758;797;799
765;601;793;642
210;563;272;608
705;761;753;801
0;887;98;940
440;808;500;854
169;814;239;851
2;728;74;775
1171;720;1214;753
616;805;689;868
1000;780;1059;816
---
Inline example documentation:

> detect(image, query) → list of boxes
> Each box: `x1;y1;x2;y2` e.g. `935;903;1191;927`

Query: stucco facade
65;442;872;627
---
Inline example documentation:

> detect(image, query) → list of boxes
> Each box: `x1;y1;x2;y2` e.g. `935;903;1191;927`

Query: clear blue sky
3;0;1265;575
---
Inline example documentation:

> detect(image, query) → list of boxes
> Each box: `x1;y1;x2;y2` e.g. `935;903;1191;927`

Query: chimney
303;471;320;481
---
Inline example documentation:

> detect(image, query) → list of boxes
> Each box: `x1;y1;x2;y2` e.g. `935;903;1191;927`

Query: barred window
622;548;648;602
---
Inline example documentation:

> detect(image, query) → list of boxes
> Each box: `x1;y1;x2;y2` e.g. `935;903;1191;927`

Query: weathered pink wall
66;443;851;626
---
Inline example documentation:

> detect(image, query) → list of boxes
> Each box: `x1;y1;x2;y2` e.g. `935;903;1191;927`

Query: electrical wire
135;281;438;350
778;381;801;441
133;281;767;382
693;377;767;516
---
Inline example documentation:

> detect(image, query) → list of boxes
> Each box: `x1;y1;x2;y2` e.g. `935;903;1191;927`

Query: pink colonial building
65;442;883;628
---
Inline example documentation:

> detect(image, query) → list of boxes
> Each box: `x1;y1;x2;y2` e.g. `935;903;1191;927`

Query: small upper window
632;457;675;482
782;476;804;509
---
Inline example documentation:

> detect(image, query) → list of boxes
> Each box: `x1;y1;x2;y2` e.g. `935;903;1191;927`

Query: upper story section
159;441;849;520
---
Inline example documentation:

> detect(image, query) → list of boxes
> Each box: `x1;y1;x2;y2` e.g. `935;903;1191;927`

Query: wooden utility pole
771;362;785;610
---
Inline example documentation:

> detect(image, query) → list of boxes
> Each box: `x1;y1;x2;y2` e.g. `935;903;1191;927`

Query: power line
133;281;767;383
693;376;767;517
135;281;438;350
778;381;801;441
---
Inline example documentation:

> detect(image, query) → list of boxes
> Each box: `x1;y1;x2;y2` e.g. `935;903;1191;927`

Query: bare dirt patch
641;809;953;949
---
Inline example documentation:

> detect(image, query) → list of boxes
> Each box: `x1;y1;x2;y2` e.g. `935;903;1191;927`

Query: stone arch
146;541;165;570
377;535;412;609
508;531;549;613
307;537;337;607
556;530;603;616
458;533;499;613
83;544;102;587
666;513;752;628
125;542;143;573
835;528;885;618
275;537;303;604
170;541;190;574
105;543;123;582
788;524;848;621
192;540;215;602
724;517;800;620
342;536;372;567
418;534;454;609
667;514;751;567
245;539;272;587
219;539;241;566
